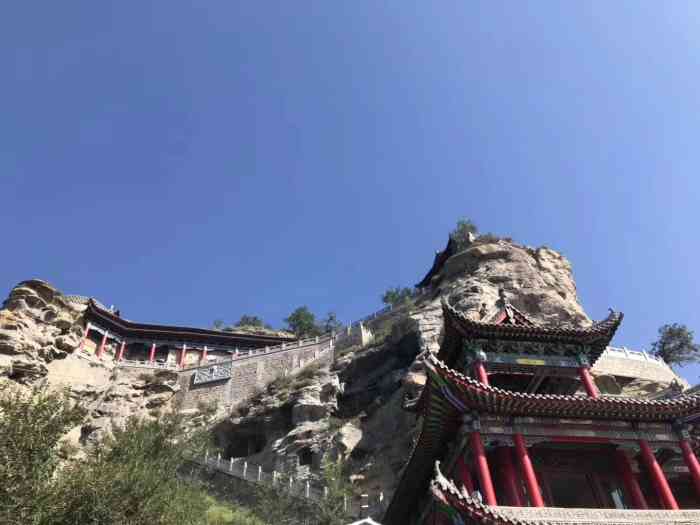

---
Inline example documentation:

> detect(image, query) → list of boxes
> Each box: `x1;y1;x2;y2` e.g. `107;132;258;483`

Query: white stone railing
604;346;667;364
183;333;335;371
197;452;385;519
602;346;677;376
118;359;180;371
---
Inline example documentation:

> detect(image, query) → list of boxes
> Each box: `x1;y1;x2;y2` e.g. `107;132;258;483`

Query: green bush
0;383;237;525
450;218;479;251
284;306;321;338
0;385;85;525
381;286;413;307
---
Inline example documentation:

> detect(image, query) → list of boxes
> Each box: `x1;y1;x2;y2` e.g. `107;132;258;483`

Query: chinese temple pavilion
80;299;294;367
384;293;700;524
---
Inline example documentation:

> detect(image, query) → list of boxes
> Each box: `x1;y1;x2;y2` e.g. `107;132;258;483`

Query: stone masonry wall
593;352;685;387
176;336;335;412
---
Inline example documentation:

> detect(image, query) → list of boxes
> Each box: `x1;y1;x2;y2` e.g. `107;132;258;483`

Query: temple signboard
193;362;232;385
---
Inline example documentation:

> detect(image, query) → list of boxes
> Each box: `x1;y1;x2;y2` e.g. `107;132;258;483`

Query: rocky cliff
0;237;685;505
0;280;184;448
209;237;683;504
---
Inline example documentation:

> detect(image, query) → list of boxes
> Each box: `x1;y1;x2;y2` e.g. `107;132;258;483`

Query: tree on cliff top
284;306;320;337
235;315;266;328
651;323;700;366
381;286;413;307
450;218;479;251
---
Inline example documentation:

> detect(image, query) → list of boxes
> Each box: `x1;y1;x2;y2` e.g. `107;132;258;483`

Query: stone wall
176;336;335;411
593;348;686;389
334;323;373;352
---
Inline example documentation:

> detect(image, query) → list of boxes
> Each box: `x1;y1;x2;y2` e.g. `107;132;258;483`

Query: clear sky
2;3;699;383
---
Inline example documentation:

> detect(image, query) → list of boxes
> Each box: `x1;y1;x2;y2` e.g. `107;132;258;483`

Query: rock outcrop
207;237;684;505
0;236;686;507
0;280;186;448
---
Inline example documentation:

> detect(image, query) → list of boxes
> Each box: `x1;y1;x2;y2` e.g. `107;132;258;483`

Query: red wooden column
179;344;187;368
639;439;678;510
80;323;91;352
116;341;126;362
455;454;475;495
148;343;156;363
470;430;497;505
513;433;544;507
679;437;700;500
615;449;648;509
577;355;598;398
498;446;523;506
96;330;108;358
473;350;489;386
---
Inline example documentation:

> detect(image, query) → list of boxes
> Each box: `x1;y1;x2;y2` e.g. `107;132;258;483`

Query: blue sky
2;2;699;382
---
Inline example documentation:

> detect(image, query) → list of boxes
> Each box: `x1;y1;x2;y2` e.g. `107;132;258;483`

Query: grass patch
205;495;264;525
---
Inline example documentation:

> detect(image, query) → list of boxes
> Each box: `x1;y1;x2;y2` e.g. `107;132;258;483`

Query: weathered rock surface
208;238;686;505
0;237;687;508
0;280;188;449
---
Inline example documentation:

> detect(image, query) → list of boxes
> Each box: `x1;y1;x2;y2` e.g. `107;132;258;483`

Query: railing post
204;449;209;463
272;470;277;486
306;481;310;498
343;495;347;513
243;461;247;479
324;486;328;499
217;453;221;467
229;458;234;472
289;476;293;491
258;465;262;481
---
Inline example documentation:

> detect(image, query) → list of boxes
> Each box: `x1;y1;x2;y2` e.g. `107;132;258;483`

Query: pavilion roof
416;236;456;288
443;299;623;345
427;462;700;524
85;301;295;348
427;353;700;421
384;353;700;524
439;299;623;367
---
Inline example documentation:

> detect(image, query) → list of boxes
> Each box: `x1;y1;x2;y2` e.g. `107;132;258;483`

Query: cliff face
0;238;684;505
210;238;609;503
213;238;686;506
0;280;184;448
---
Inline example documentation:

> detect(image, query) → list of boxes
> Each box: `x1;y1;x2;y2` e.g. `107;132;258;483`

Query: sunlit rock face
0;280;185;449
1;238;684;506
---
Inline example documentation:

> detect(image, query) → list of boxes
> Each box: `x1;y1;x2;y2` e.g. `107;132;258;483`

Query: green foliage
197;399;219;418
314;459;354;525
234;315;271;329
381;286;413;307
0;384;237;525
651;323;700;366
297;361;323;381
284;306;321;338
321;311;343;334
248;459;353;525
0;385;86;525
205;496;264;525
475;232;500;243
49;412;210;525
214;316;272;332
450;218;479;251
